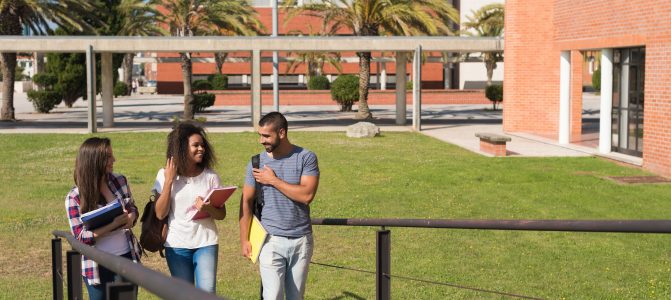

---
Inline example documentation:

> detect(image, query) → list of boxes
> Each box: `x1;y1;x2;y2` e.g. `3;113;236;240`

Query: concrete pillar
242;74;248;85
380;62;387;90
412;46;422;131
252;50;262;129
395;52;407;125
298;74;304;85
599;49;614;154
101;52;114;128
559;51;570;144
86;45;97;133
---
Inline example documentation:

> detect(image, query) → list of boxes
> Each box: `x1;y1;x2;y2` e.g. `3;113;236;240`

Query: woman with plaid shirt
65;137;141;300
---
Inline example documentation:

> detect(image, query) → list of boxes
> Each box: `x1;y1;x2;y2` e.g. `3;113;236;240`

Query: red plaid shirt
65;173;140;285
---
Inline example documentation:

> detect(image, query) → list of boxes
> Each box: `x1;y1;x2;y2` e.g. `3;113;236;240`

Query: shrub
193;93;215;113
592;68;601;92
485;84;503;110
27;73;62;113
114;82;128;97
207;74;228;90
193;80;212;93
330;75;359;112
307;75;330;90
406;80;413;90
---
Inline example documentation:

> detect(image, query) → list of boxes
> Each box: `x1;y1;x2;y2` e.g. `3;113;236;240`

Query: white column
599;49;614;154
298;74;304;85
395;52;407;125
101;52;114;128
86;45;97;133
412;46;422;131
559;51;570;144
380;62;387;90
272;0;279;112
252;50;262;129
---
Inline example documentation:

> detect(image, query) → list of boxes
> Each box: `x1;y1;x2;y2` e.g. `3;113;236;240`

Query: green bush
27;73;62;113
193;93;215;113
207;74;227;90
406;80;413;90
114;82;128;97
193;80;213;92
307;75;330;90
592;68;601;92
330;75;359;112
27;90;61;113
485;84;503;110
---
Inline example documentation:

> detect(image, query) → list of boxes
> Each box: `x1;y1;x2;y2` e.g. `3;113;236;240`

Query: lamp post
272;0;279;112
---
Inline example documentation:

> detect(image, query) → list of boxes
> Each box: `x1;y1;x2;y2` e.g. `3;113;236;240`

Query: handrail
311;218;671;233
52;230;226;300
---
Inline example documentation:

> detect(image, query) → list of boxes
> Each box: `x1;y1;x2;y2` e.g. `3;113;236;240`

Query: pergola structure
0;36;503;133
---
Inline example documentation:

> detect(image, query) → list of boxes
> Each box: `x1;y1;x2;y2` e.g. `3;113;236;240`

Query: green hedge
485;84;503;110
193;93;215;113
193;80;213;92
114;82;128;97
330;75;359;112
26;73;61;113
307;75;330;90
207;74;228;90
592;68;601;92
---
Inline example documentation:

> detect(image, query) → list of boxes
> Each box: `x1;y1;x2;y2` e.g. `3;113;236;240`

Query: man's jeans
259;234;313;300
165;244;218;293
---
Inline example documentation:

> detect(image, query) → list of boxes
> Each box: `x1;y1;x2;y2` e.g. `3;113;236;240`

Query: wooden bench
475;133;512;157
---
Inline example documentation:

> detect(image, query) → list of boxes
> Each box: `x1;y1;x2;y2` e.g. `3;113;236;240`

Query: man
239;112;320;300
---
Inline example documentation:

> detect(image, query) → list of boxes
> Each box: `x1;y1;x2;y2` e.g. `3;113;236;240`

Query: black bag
251;154;264;218
139;191;167;257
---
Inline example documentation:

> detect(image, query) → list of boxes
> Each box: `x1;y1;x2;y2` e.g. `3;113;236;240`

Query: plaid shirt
65;173;140;285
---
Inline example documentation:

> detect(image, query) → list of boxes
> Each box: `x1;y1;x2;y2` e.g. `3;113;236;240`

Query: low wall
212;89;489;106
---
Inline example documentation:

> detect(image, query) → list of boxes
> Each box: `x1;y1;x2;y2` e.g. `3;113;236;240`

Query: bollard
52;238;63;300
66;250;83;300
376;229;391;300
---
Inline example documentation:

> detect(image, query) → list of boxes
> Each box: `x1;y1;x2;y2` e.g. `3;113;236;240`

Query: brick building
503;0;671;176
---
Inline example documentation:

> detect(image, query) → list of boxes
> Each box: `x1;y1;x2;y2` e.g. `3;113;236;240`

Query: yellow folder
248;216;267;264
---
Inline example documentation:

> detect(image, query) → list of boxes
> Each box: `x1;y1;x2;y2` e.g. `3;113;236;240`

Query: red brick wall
212;89;489;106
570;50;583;142
503;0;559;137
506;0;671;176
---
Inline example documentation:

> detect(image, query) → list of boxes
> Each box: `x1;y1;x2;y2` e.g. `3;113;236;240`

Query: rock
346;122;380;138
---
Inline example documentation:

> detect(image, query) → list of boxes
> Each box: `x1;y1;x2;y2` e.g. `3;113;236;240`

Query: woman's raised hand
165;156;177;181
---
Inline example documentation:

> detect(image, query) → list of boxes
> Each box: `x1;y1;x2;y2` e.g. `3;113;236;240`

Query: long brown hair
74;137;111;214
166;122;216;176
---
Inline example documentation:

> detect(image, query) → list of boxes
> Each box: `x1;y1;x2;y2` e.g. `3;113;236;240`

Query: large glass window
611;47;645;157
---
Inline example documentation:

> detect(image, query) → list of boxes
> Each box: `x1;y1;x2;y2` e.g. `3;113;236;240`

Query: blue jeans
165;244;218;293
259;234;313;300
84;252;137;300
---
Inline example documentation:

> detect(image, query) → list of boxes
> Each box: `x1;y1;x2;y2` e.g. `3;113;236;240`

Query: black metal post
52;238;63;300
376;229;391;300
66;250;83;300
107;282;136;300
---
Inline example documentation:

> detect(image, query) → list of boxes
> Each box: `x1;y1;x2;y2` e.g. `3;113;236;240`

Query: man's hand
252;165;277;185
241;240;252;258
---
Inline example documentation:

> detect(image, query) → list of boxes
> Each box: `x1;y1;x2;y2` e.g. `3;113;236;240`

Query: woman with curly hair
153;122;226;293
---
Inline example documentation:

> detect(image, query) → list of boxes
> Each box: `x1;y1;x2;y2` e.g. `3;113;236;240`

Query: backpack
139;191;167;257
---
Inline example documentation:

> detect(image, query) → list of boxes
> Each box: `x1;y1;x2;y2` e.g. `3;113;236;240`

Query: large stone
346;122;380;138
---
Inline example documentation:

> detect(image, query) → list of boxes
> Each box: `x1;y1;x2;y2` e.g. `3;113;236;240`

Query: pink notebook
189;186;237;220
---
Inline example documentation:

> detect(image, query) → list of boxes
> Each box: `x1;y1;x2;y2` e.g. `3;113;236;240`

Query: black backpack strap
251;154;264;218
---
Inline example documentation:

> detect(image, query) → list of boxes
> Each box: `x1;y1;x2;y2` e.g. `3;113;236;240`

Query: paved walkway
1;92;640;163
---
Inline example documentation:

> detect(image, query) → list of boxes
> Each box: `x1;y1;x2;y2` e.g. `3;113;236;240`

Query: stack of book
80;199;124;230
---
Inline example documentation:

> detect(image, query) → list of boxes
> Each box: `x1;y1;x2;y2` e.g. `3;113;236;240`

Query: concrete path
0;92;610;160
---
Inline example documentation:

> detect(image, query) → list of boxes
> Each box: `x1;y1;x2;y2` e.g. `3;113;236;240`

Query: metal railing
310;218;671;300
51;230;226;300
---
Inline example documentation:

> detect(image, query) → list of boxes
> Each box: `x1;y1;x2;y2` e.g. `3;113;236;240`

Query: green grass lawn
1;132;670;299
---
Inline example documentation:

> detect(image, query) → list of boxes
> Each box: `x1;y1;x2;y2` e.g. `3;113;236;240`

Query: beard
263;140;280;153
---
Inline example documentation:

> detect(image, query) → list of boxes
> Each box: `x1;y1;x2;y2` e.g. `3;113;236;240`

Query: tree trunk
355;51;372;120
180;52;194;120
123;53;134;95
485;58;496;87
214;52;228;74
0;53;16;120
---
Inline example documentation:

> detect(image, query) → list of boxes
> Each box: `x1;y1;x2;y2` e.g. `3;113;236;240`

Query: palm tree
116;0;165;96
463;3;504;87
285;0;459;120
0;0;98;120
159;0;261;120
285;25;342;84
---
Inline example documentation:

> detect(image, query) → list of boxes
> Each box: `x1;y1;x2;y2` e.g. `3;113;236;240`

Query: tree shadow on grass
326;291;366;300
